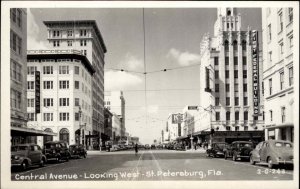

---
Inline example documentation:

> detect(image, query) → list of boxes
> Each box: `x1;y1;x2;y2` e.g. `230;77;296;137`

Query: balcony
27;49;83;55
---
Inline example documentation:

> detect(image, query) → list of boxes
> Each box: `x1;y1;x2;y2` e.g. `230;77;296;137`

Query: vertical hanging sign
35;71;41;114
251;30;259;116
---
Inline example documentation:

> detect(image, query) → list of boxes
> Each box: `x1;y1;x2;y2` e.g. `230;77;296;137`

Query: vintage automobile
224;141;254;161
69;144;87;158
43;141;71;162
249;140;293;168
206;142;228;158
11;144;47;170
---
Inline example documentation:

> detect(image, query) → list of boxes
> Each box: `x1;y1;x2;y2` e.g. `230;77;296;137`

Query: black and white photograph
1;1;299;189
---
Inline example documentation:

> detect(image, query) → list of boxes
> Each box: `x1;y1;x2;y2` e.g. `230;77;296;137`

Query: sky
28;8;262;144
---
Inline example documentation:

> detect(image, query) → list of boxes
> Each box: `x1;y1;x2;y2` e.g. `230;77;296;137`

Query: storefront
265;123;294;142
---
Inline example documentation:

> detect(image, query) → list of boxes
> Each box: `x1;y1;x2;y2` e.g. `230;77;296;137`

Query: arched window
59;128;69;144
233;40;238;51
43;128;53;145
242;40;247;51
224;40;229;51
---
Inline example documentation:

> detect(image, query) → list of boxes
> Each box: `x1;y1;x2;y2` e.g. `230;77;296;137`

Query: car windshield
11;146;29;151
274;142;293;148
44;143;56;149
237;143;253;148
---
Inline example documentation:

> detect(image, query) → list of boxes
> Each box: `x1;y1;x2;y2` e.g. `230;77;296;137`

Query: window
288;8;293;23
242;57;247;66
244;111;248;120
215;84;219;92
43;98;53;107
270;110;273;122
17;9;22;28
289;67;293;86
289;35;293;48
27;81;34;90
244;126;248;131
278;12;283;33
215;97;220;106
75;98;80;106
74;66;80;75
28;113;36;121
227;23;230;29
67;30;73;37
235;97;239;106
80;40;87;46
53;30;60;37
59;113;69;121
59;66;69;74
84;50;87;56
27;66;37;75
10;31;22;55
243;84;247;92
268;24;272;41
234;84;238;92
67;41;72;47
43;66;53;74
11;9;16;22
225;57;229;65
268;51;272;63
234;57;238;65
243;70;247;78
43;113;53;121
235;111;239;120
226;111;230;120
59;80;69;89
11;90;21;110
27;98;34;107
53;40;60;47
215;71;219;79
59;98;69;106
269;78;272;95
214;57;219;66
279;42;284;54
80;30;87;36
226;84;230;92
244;97;248;106
75;113;80;121
226;97;230;106
216;112;220;121
75;81;80;89
224;40;229;51
226;126;231;131
234;70;238;78
10;60;22;82
235;126;239;131
43;81;53;89
280;72;284;90
225;70;229;79
233;40;238;51
242;40;247;51
281;107;286;123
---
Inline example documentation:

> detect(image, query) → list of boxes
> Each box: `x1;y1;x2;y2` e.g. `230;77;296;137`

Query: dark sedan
224;141;254;161
206;142;228;158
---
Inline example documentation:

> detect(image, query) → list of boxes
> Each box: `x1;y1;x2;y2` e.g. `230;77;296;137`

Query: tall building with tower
262;8;294;142
198;8;264;144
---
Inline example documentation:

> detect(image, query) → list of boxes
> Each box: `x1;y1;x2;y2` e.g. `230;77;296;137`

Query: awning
265;122;294;130
176;136;189;140
11;126;57;136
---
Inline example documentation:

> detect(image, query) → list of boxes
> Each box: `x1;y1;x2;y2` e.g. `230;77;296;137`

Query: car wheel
21;161;28;171
268;157;274;169
250;155;256;165
40;158;45;167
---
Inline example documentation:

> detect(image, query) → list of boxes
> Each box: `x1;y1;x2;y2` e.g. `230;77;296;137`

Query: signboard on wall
35;71;41;114
172;113;183;124
251;30;259;116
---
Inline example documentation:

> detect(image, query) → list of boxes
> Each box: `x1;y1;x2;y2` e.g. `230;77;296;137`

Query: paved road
11;150;293;181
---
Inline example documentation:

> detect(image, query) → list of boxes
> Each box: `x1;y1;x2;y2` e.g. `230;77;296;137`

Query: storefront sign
35;71;40;114
251;30;259;116
172;113;183;124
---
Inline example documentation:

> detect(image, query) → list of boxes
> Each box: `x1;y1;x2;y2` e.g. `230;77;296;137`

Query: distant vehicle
174;143;185;151
11;144;47;170
69;144;87;159
151;144;156;149
224;141;254;161
250;140;293;168
206;142;228;158
144;144;150;149
110;145;120;152
43;141;71;162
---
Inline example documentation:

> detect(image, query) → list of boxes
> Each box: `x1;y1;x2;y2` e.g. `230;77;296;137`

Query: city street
11;150;293;181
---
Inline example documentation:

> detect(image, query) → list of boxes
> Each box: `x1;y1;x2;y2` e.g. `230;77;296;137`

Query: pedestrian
135;143;138;156
194;143;197;150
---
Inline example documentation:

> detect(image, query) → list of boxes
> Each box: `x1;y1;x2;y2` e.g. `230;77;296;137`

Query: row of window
10;8;22;28
225;126;248;131
28;112;91;123
11;89;22;110
224;40;247;51
215;111;249;121
215;70;247;79
214;57;247;66
269;107;286;123
51;29;88;37
10;60;22;82
10;30;22;55
215;97;248;107
268;67;293;96
215;83;248;93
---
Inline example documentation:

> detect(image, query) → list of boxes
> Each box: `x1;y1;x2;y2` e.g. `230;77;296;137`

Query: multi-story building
43;20;107;139
262;8;294;142
26;49;95;147
10;8;28;145
166;113;183;141
199;8;264;144
112;112;122;144
104;91;126;137
104;108;113;142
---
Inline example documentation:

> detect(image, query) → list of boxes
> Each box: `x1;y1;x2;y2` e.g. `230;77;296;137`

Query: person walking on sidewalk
135;143;138;156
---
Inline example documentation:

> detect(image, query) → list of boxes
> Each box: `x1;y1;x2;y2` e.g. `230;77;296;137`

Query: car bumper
11;163;22;167
236;155;250;158
277;160;293;165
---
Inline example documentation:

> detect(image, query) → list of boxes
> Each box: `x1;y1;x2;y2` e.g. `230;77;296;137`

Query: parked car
145;144;150;150
249;140;293;168
11;143;47;170
43;141;71;162
224;141;254;161
206;142;228;158
110;145;120;152
69;144;87;159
